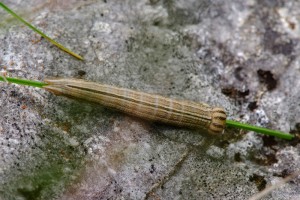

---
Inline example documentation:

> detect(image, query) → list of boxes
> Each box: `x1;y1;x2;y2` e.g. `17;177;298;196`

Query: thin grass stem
0;2;83;60
0;76;47;88
226;120;294;140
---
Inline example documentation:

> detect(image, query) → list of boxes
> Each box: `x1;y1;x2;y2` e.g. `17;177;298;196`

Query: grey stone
1;0;299;199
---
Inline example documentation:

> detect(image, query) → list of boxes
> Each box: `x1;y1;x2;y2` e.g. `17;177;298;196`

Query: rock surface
0;0;300;199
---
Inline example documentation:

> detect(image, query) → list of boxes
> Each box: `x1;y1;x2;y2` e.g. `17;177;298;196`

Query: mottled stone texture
0;0;300;199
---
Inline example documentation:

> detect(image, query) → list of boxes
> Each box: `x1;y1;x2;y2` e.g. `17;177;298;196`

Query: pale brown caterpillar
44;78;227;134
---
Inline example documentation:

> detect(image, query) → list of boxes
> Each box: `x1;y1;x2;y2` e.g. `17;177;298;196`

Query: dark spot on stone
262;135;278;147
248;101;258;111
10;90;18;97
234;66;247;81
249;174;267;191
252;151;278;166
100;13;104;17
221;87;234;96
77;70;86;76
221;87;249;99
12;123;21;133
239;89;249;97
273;169;290;178
150;164;155;174
153;19;161;26
215;140;230;148
257;69;277;90
288;21;296;30
148;157;154;162
234;152;242;162
280;169;290;178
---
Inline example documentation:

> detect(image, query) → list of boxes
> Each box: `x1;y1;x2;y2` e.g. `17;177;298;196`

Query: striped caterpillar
44;78;227;134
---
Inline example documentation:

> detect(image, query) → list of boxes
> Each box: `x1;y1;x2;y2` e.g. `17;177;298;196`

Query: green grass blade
0;2;83;60
0;76;47;88
226;120;294;140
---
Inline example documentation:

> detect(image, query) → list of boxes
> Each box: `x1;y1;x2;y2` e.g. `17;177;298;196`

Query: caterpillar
44;78;227;134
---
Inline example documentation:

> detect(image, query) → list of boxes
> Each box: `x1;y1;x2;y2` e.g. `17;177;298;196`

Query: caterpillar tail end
43;79;66;96
208;107;227;135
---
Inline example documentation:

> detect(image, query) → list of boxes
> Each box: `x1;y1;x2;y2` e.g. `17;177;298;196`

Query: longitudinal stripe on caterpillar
43;78;227;134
